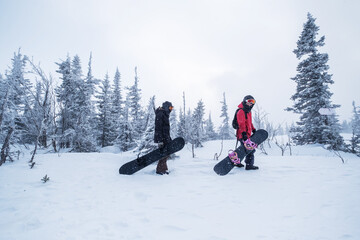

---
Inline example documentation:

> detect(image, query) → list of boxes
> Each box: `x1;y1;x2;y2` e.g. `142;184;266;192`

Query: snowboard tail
119;137;185;175
213;129;268;176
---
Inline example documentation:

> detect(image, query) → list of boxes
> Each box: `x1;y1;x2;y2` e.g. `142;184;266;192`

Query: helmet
243;95;255;104
242;95;255;112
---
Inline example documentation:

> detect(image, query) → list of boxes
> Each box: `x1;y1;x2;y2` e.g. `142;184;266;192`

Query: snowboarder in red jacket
236;95;259;170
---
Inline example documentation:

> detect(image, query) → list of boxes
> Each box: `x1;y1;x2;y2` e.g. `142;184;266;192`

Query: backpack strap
234;108;244;148
234;108;243;128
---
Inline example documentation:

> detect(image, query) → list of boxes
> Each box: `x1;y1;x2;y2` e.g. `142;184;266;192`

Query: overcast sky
1;0;359;128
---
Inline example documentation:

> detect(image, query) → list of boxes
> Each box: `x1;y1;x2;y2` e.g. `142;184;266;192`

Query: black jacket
154;107;171;144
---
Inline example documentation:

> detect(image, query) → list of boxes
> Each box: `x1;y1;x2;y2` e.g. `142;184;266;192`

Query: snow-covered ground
1;140;359;240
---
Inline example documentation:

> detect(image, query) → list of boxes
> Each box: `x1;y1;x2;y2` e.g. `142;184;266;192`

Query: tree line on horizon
0;50;238;167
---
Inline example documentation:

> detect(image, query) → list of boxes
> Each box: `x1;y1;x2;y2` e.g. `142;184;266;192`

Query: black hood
162;101;173;113
242;95;255;113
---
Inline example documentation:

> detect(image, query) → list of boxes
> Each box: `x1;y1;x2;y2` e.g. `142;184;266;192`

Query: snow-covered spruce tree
84;53;98;98
56;55;97;152
169;107;178;139
55;56;74;148
219;92;233;140
5;50;33;144
111;67;123;141
205;113;218;140
72;55;97;152
287;13;344;150
0;70;15;166
190;100;206;148
350;101;360;155
126;67;144;142
1;50;32;165
96;73;115;148
84;53;99;131
177;107;186;141
137;96;157;154
116;94;136;151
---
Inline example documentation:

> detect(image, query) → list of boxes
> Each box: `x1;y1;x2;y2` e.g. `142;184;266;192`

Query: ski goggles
245;99;256;105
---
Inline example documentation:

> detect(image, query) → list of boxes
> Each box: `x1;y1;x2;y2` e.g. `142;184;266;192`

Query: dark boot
234;162;244;168
245;165;259;170
156;156;169;175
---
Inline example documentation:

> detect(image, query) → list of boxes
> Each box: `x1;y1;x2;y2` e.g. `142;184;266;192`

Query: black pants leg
245;150;255;166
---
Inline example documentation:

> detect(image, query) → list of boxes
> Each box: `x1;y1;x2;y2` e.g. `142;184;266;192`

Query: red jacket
236;103;255;140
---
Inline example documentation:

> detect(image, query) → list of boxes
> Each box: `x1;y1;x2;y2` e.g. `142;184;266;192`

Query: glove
242;132;248;141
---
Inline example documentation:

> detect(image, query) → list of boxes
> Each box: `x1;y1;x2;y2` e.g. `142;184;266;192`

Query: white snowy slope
0;140;359;240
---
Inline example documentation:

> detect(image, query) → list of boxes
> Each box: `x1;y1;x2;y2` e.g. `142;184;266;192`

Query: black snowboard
214;129;268;176
119;137;185;175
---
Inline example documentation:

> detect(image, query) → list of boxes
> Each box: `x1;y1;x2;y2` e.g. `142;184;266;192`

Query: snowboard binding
243;139;258;151
228;150;241;165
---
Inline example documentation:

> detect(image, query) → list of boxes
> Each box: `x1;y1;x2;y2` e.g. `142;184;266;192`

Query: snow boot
245;165;259;170
234;163;244;168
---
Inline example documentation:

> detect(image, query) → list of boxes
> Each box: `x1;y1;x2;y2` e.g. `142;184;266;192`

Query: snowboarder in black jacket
154;101;173;175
